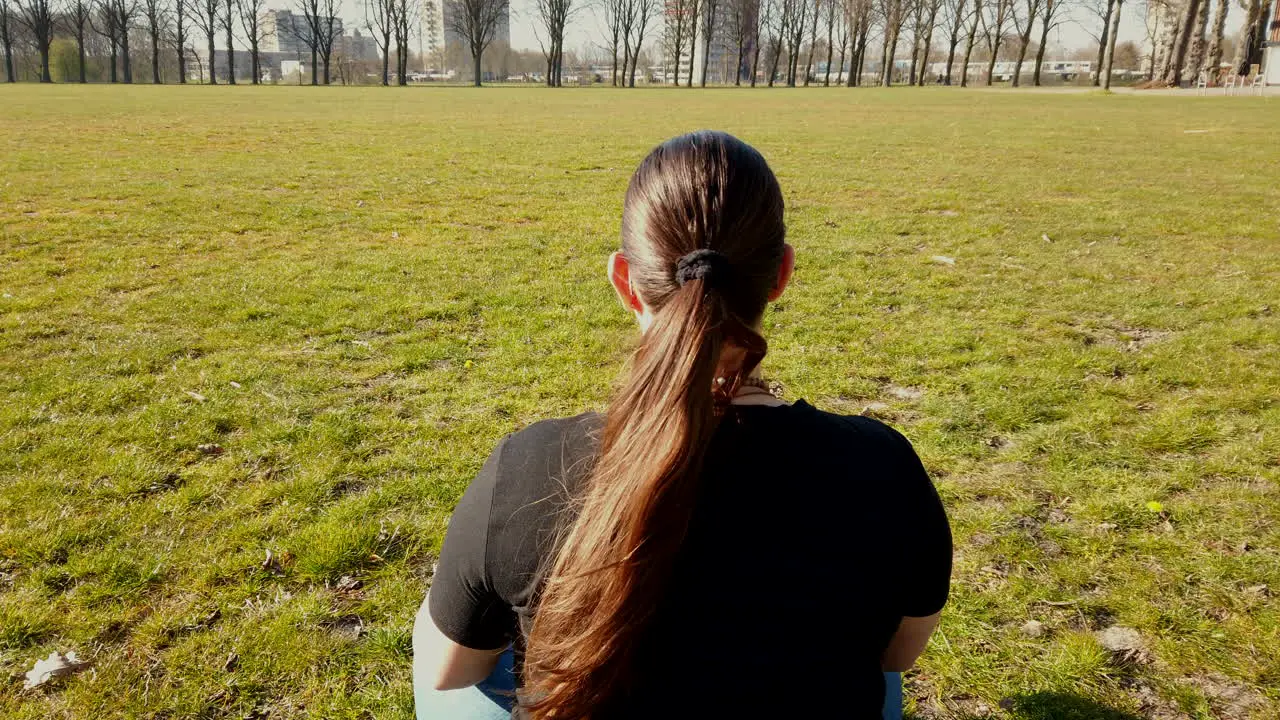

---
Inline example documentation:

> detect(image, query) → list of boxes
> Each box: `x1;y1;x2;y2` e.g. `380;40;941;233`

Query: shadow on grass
905;692;1144;720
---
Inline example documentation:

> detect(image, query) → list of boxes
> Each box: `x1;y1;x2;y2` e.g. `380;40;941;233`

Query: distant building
663;0;752;84
260;9;345;56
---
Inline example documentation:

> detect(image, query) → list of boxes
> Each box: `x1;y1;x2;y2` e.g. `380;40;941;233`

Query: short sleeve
428;437;516;650
886;428;952;618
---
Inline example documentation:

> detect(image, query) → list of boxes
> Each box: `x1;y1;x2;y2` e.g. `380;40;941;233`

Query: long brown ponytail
522;132;787;718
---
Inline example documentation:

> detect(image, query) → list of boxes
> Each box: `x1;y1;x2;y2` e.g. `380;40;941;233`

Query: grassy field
1;85;1278;719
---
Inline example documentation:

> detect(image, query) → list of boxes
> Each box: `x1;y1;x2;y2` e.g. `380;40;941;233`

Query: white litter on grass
24;651;90;689
930;255;956;265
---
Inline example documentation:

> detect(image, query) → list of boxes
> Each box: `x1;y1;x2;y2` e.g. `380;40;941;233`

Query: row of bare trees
1144;0;1265;86
0;0;351;84
581;0;1164;89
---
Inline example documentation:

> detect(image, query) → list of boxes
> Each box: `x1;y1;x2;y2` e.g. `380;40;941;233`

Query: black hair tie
675;249;729;288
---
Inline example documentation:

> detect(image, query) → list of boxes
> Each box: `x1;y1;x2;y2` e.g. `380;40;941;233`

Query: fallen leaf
24;651;90;689
223;652;239;672
1042;233;1053;243
197;443;224;456
229;381;242;389
185;391;207;402
930;255;956;265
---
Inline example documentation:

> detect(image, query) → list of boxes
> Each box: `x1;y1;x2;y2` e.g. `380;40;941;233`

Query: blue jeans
414;603;904;719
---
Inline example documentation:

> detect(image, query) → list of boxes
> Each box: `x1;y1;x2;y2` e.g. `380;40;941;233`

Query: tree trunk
824;8;834;85
252;41;259;83
1093;0;1112;85
122;25;133;83
908;33;919;84
1186;0;1211;81
1012;22;1033;86
750;31;761;86
1102;0;1122;88
881;24;896;85
1231;0;1262;72
152;28;161;82
226;15;235;83
985;35;999;85
77;31;86;82
1164;0;1200;85
3;35;12;83
473;47;482;85
837;32;847;85
208;32;217;84
382;31;390;85
918;23;935;85
1204;0;1228;80
1033;12;1049;84
960;21;976;86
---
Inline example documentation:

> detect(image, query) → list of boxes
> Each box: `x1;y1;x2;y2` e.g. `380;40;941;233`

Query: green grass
1;85;1277;719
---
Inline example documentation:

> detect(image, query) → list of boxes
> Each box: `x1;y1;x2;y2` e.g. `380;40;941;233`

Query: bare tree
1202;0;1227;79
535;0;573;85
61;0;92;82
443;0;506;85
667;0;692;84
940;0;967;83
141;0;166;81
915;0;939;84
239;0;267;83
114;0;140;81
394;0;412;84
627;0;658;84
726;0;755;84
823;0;836;83
686;0;700;85
1163;0;1199;84
843;0;871;84
700;0;719;84
879;0;905;84
1185;0;1209;79
0;0;13;82
833;0;849;82
599;0;623;84
982;0;1011;84
192;0;217;82
1086;0;1114;84
88;0;118;81
959;0;981;84
1100;0;1121;86
752;0;772;84
765;0;786;84
366;0;392;84
1031;0;1063;84
785;0;807;84
219;0;235;82
802;0;819;85
906;0;923;84
1008;0;1040;85
15;0;54;81
299;0;341;84
172;0;189;81
1230;0;1262;74
394;0;414;83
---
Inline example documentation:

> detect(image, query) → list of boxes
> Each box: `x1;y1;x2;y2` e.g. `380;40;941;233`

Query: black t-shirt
429;400;951;718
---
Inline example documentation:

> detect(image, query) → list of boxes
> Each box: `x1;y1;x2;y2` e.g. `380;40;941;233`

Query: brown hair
522;131;786;717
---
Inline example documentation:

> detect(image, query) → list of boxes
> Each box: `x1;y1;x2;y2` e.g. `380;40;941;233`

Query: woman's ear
768;243;795;302
608;252;643;313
